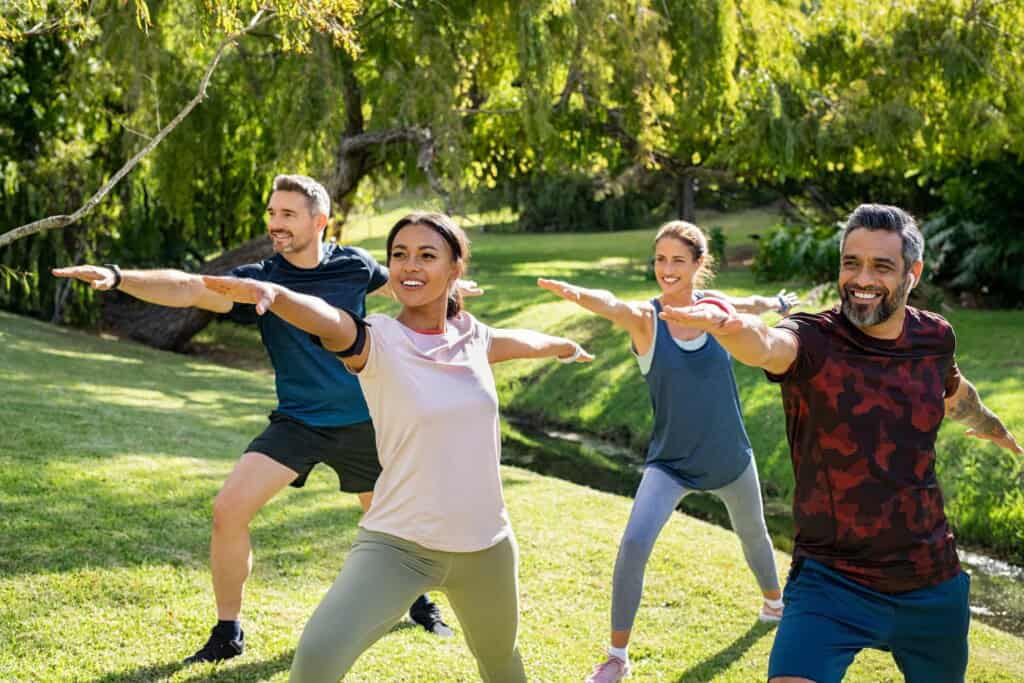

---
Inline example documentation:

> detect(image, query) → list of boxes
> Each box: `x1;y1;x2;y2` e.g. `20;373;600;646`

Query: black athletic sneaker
183;626;245;664
409;595;454;637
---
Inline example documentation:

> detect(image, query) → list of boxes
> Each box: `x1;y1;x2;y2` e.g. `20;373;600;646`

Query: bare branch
0;9;275;251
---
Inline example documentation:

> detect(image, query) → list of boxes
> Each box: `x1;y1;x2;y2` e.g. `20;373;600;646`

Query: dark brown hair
386;212;470;319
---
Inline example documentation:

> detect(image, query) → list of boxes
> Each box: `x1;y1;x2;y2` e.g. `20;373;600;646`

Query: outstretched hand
659;298;744;335
456;279;485;298
202;276;277;315
537;278;583;302
52;265;117;290
559;341;595;364
965;428;1023;455
776;289;800;314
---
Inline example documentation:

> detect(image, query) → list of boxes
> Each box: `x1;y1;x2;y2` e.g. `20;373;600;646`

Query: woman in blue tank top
538;221;798;682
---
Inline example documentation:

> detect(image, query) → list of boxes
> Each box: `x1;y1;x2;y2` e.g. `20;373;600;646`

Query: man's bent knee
211;490;256;532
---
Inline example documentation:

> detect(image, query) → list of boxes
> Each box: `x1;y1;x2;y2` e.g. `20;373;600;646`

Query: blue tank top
643;298;752;490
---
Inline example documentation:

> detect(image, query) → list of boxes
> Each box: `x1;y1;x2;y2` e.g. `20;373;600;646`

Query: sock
765;597;784;610
608;645;629;663
214;619;242;640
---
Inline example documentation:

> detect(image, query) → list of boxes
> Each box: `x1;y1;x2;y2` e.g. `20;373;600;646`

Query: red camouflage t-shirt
766;306;962;593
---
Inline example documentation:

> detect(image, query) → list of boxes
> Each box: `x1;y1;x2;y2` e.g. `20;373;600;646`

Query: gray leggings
290;529;525;682
612;460;781;632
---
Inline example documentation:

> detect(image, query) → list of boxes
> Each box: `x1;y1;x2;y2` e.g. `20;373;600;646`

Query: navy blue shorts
768;558;970;683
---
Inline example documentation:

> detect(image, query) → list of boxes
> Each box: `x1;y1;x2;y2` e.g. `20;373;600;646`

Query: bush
752;221;841;284
516;173;661;233
923;160;1024;307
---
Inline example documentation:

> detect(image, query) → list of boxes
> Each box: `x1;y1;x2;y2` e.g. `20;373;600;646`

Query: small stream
503;416;1024;637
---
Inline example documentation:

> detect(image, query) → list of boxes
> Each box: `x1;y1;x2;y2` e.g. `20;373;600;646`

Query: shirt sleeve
943;326;962;397
763;312;828;384
352;246;389;294
220;262;268;325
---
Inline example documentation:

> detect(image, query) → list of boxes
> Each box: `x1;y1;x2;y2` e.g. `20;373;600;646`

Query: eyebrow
392;243;439;251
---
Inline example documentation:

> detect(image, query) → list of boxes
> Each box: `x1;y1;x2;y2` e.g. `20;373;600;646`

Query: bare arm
52;265;232;313
945;377;1022;454
704;288;799;315
202;276;368;369
487;328;594;364
536;278;655;357
658;304;799;375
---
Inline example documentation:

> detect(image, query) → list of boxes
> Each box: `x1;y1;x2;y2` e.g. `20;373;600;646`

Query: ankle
608;644;629;663
214;619;242;640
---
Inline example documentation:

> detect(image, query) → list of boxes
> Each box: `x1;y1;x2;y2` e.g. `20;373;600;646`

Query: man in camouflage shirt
659;204;1021;683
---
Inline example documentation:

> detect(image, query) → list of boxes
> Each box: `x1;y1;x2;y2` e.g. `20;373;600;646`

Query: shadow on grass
674;621;776;682
0;467;364;577
89;649;295;683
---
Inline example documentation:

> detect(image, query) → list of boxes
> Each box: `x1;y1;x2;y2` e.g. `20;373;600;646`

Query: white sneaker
759;600;784;624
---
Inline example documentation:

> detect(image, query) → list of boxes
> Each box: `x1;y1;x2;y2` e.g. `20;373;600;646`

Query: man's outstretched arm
53;265;233;313
945;378;1022;454
658;303;799;375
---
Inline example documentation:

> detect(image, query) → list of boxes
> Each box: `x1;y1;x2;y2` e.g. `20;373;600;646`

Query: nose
849;265;876;289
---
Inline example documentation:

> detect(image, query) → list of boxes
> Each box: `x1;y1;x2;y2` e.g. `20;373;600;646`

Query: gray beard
841;277;910;329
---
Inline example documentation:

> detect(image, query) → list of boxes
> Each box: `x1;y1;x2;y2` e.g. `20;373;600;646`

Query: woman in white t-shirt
204;212;593;682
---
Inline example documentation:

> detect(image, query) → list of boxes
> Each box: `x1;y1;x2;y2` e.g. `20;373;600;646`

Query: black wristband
103;264;123;290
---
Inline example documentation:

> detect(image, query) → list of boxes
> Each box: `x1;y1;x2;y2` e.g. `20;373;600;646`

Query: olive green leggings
290;529;526;682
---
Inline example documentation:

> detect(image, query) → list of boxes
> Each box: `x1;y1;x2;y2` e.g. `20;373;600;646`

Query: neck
660;286;695;307
397;298;449;333
281;241;324;269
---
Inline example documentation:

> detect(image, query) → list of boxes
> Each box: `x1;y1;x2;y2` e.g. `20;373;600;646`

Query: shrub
516;173;661;233
752;221;841;284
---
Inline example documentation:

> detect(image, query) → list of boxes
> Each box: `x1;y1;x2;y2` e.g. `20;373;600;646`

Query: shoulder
330;244;380;267
231;257;277;280
905;306;956;350
453;311;486;335
365;312;394;327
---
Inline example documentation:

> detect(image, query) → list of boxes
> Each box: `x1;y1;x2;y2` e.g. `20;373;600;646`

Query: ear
315;212;329;233
908;260;924;289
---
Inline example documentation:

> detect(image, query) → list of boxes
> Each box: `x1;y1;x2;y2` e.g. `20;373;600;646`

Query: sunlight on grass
4;310;1022;681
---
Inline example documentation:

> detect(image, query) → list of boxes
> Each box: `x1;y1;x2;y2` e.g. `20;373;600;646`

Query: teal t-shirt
228;243;388;427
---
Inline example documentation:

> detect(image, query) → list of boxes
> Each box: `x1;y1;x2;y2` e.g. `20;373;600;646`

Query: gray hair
271;174;331;217
840;203;924;272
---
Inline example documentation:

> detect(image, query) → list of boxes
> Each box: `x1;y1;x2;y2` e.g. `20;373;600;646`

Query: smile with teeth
851;289;882;301
401;280;425;288
661;276;681;284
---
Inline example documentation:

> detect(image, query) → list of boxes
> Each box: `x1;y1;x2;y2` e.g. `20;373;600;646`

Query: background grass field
3;289;1023;680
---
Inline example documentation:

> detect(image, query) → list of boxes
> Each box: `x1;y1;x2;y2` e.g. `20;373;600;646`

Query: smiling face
388;222;463;311
265;190;325;257
654;236;703;295
839;227;922;332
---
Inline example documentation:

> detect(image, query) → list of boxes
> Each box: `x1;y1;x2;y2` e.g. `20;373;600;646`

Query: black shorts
246;412;381;493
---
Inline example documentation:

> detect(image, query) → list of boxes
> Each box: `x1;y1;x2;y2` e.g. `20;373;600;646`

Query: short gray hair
271;174;331;217
840;203;924;272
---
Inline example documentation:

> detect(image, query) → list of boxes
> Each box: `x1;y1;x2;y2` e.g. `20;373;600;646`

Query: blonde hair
654;220;716;288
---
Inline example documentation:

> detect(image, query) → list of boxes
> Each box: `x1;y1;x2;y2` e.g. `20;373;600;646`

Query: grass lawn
3;309;1024;681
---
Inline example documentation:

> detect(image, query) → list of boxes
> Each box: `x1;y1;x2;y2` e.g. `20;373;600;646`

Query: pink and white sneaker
585;655;630;682
759;600;784;624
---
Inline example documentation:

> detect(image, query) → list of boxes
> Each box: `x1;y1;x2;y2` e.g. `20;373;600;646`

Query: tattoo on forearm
947;381;1008;438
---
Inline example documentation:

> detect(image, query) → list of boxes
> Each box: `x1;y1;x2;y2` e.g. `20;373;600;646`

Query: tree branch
0;9;275;251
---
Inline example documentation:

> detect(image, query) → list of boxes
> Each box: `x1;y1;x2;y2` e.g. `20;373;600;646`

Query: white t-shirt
354;312;511;552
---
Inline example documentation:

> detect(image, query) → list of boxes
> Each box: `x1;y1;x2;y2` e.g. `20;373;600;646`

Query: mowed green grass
3;309;1024;681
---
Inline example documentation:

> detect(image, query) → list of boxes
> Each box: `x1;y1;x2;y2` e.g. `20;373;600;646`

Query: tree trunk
677;174;696;222
100;235;274;351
